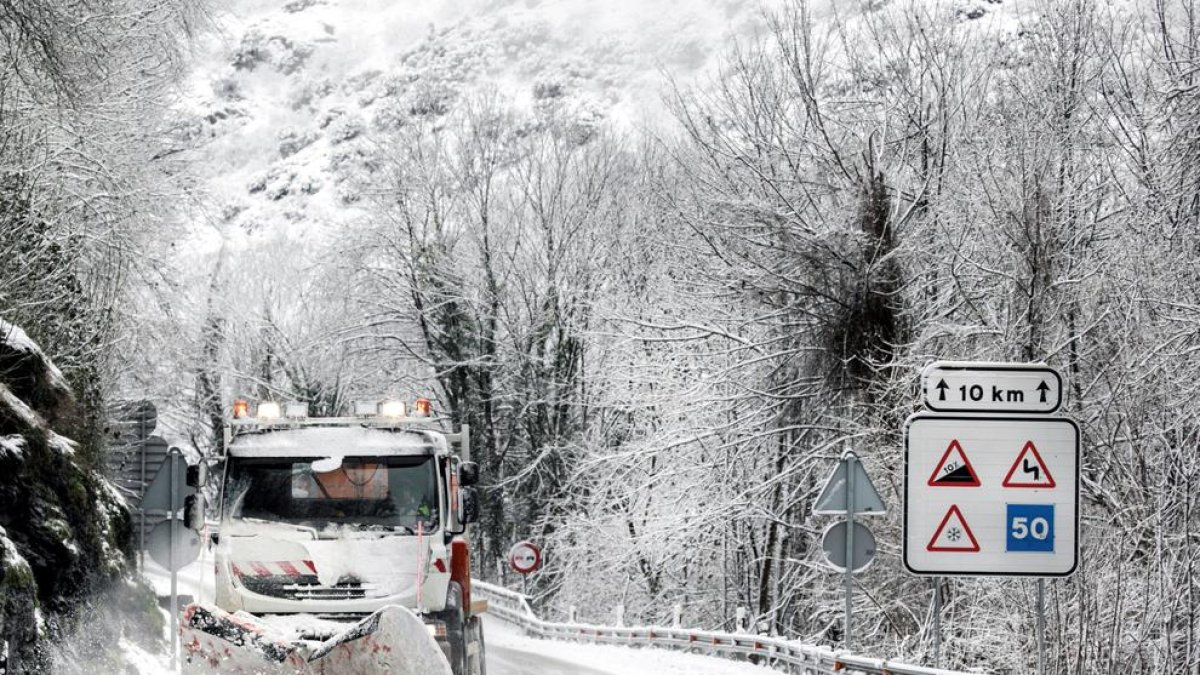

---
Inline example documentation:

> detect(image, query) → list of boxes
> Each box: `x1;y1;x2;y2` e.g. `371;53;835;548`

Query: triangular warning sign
1002;440;1056;488
927;439;980;487
926;504;980;552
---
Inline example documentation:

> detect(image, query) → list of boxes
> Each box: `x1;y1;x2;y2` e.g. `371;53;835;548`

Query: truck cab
206;398;485;674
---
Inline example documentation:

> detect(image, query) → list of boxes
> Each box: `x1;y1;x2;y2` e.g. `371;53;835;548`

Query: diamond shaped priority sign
140;448;193;512
813;452;886;516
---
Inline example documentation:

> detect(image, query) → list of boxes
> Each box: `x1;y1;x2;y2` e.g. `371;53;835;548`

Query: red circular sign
508;541;542;575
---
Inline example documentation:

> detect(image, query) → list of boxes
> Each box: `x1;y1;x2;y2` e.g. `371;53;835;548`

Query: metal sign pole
1037;579;1046;675
169;456;178;672
843;454;856;652
933;577;941;668
139;436;147;571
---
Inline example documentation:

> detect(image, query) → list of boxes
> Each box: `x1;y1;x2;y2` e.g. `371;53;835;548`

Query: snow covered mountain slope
173;0;779;245
148;0;1034;451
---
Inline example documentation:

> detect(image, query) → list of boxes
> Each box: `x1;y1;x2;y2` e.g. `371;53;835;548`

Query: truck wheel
466;615;486;675
441;583;469;675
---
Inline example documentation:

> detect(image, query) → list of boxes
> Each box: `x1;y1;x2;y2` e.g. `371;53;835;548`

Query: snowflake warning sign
1002;440;1056;488
926;504;980;552
927;439;980;487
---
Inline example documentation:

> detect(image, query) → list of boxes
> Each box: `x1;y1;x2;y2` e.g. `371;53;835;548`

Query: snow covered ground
484;614;780;675
133;557;215;673
134;557;780;674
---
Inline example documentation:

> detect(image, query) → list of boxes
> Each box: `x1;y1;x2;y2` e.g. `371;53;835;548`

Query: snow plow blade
181;603;453;674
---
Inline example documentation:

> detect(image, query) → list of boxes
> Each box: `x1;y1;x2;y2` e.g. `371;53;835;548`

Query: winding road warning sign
927;439;980;487
926;504;980;552
1002;441;1056;488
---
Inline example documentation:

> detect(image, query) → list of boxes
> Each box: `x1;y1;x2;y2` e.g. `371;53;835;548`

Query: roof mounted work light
257;401;282;420
380;400;407;418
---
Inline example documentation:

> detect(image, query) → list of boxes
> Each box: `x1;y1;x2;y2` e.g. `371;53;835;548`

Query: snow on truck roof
228;426;444;458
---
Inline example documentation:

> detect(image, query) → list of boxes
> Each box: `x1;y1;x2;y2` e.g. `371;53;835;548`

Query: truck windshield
224;456;439;532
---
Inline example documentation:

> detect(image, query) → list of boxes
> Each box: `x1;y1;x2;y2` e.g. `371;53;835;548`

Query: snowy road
141;560;772;675
483;617;614;675
487;642;614;675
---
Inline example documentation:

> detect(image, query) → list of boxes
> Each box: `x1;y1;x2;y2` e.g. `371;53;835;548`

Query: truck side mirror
187;462;208;488
459;461;479;487
184;493;206;531
459;487;479;525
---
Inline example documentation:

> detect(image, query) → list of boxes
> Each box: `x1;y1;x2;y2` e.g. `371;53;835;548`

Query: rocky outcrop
0;320;145;672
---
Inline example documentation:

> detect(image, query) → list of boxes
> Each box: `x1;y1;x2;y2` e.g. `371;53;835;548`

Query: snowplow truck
181;398;486;675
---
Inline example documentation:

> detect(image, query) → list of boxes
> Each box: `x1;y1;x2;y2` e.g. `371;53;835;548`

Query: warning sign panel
904;413;1079;577
1002;441;1056;488
927;440;980;487
926;505;980;552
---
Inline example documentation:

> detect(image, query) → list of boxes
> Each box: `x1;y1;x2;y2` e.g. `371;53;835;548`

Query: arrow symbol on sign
936;379;949;401
1036;380;1050;403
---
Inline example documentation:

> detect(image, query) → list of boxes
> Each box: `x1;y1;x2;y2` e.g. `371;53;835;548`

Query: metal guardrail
474;581;971;675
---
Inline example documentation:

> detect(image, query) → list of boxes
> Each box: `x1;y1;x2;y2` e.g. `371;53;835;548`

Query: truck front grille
239;575;379;601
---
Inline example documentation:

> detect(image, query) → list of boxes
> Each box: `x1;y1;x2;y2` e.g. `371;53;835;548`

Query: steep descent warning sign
927;439;980;487
926;504;980;552
1002;440;1056;488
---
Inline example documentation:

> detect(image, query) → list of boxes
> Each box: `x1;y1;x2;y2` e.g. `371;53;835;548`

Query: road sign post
906;361;1078;675
844;454;854;651
932;577;941;668
140;447;196;671
140;436;146;569
169;454;177;671
1037;578;1046;674
508;540;542;604
813;451;886;651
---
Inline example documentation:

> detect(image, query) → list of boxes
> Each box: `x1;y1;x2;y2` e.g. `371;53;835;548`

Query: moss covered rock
0;320;143;672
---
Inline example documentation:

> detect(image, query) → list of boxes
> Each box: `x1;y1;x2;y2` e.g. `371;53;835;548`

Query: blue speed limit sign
1006;504;1055;552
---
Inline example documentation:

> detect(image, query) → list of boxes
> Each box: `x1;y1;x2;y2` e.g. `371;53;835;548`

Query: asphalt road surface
481;615;610;675
486;642;615;675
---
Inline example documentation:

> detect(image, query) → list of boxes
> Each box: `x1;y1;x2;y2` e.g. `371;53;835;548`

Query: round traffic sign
146;519;202;572
508;541;542;575
820;521;876;573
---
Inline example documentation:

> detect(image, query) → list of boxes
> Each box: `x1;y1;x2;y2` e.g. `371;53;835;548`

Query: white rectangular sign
921;361;1063;414
904;414;1079;577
